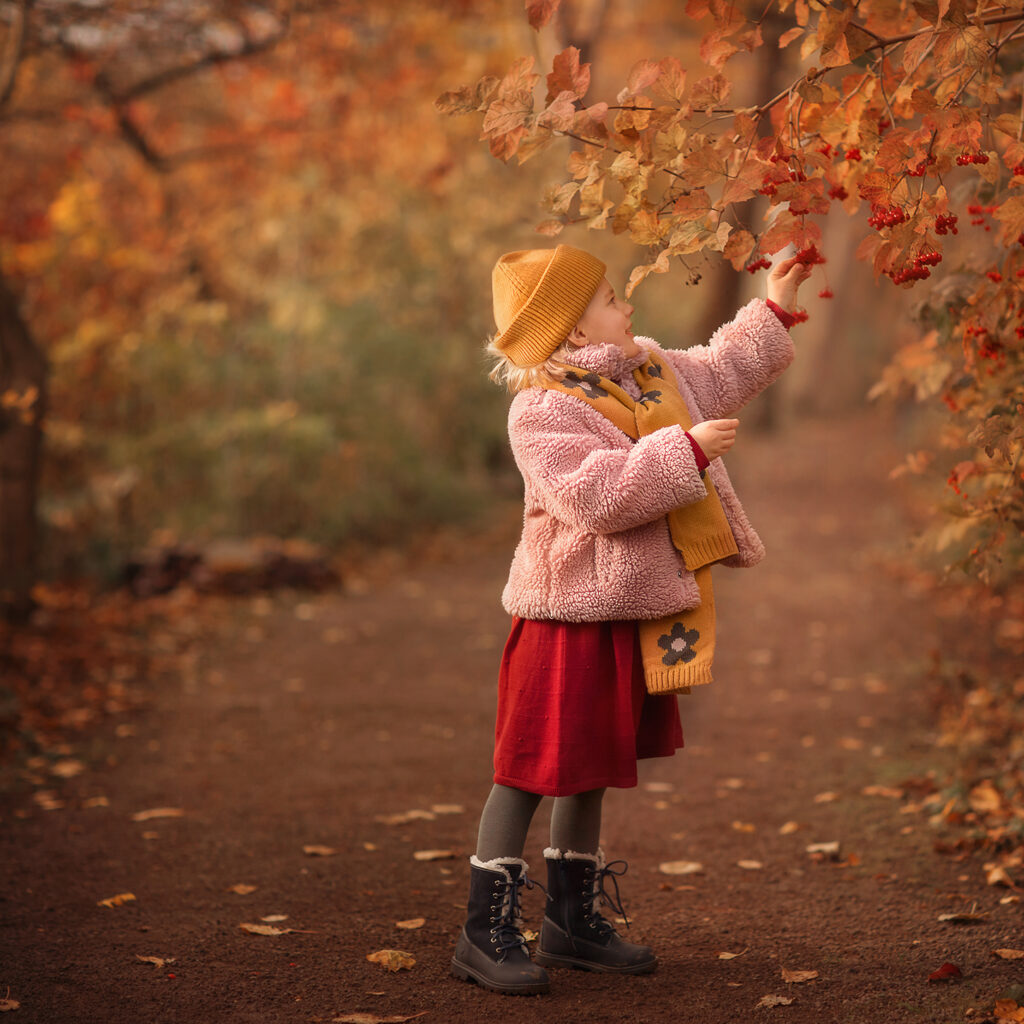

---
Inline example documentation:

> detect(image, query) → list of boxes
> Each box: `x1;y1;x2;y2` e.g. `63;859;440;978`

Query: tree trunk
0;268;46;622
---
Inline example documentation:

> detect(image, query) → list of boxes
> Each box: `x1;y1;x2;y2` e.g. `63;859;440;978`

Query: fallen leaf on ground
719;778;745;789
396;918;425;930
83;796;109;808
332;1012;428;1023
260;915;288;923
658;860;703;875
1001;895;1021;905
522;928;538;942
782;968;819;983
228;884;257;895
805;842;840;858
861;785;904;799
738;860;763;870
719;949;747;960
0;997;19;1012
97;892;136;908
136;955;176;968
994;949;1024;960
732;821;756;833
986;864;1015;888
928;962;962;982
430;804;464;814
51;759;85;778
994;1000;1024;1023
778;821;800;835
938;910;988;924
303;845;337;857
644;782;674;793
969;780;1003;815
756;994;794;1008
131;807;184;822
413;849;455;861
813;791;839;804
375;810;436;825
366;949;415;972
240;923;293;936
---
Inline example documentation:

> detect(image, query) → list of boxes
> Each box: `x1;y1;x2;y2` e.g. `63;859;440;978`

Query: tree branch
0;0;32;110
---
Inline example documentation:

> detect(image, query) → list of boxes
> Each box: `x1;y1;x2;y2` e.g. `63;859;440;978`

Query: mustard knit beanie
491;244;606;367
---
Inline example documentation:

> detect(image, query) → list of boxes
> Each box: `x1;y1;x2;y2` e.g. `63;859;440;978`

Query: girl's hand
689;418;739;461
766;256;815;312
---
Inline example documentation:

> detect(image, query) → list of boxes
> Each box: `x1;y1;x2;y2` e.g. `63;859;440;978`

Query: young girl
451;244;812;996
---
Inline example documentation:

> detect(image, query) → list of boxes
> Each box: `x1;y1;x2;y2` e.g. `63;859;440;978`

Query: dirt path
2;411;1021;1024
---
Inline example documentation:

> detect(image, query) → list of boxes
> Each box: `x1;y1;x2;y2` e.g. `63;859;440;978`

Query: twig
0;0;32;110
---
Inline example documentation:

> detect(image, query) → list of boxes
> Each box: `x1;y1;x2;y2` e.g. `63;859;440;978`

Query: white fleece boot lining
469;855;530;926
543;846;603;864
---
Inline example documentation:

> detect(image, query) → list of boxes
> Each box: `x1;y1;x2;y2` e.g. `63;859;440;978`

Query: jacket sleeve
508;389;709;535
658;298;796;420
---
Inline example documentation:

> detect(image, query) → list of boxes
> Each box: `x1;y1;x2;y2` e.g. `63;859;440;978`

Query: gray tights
475;783;605;862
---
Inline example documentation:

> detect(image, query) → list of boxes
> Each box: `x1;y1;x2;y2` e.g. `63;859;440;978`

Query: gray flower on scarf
638;390;663;406
563;370;607;399
646;362;664;379
658;622;699;665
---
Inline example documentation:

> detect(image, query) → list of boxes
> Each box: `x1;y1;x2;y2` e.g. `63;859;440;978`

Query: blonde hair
486;335;579;393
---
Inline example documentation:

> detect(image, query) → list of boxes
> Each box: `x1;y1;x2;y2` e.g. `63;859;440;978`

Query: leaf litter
332;1012;428;1024
97;892;136;908
366;949;416;972
135;955;176;968
756;994;794;1008
131;807;184;822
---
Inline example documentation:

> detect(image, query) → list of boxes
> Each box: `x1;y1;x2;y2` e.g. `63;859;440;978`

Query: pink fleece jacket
502;298;796;623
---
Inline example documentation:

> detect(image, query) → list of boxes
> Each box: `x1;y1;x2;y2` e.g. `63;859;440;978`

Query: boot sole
534;949;657;975
450;957;550;996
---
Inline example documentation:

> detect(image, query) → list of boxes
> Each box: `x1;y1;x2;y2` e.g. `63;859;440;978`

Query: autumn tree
439;0;1024;583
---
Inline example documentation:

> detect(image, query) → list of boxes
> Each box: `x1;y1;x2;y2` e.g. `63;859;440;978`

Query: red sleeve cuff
766;298;798;330
685;431;711;474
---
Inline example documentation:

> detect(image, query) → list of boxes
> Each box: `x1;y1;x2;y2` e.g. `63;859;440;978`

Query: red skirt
493;617;684;797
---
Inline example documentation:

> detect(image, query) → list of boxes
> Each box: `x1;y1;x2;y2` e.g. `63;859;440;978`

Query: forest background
0;1;1021;874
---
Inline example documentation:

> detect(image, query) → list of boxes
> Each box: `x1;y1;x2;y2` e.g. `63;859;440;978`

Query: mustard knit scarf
540;353;738;694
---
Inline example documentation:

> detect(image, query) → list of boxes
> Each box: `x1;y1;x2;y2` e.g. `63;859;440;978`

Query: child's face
569;278;639;356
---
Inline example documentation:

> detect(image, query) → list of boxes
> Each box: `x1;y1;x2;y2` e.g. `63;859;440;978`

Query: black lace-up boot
535;847;657;974
451;856;550;995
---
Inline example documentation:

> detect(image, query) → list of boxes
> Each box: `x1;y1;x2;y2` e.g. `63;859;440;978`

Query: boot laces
584;859;630;934
491;871;544;960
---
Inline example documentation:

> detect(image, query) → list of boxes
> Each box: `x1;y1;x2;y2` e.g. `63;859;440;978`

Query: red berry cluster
956;151;989;165
878;119;891;134
934;214;958;235
987;271;1003;283
1016;326;1024;339
795;245;826;265
867;204;907;229
887;251;939;284
908;155;936;178
790;309;809;324
845;147;862;162
828;185;848;201
746;257;771;273
818;288;834;299
758;182;777;197
818;142;833;157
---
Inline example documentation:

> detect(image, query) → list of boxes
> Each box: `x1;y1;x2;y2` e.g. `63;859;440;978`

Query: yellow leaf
658;860;703;875
0;997;20;1011
228;884;257;895
240;923;293;936
98;892;136;908
813;791;839;804
993;949;1024;960
779;821;801;835
366;949;416;972
413;849;455;862
303;845;338;857
782;968;819;983
135;955;176;968
260;915;288;923
719;949;748;960
738;860;763;870
396;918;425;930
332;1012;428;1024
969;780;1003;815
757;994;794;1008
131;807;184;822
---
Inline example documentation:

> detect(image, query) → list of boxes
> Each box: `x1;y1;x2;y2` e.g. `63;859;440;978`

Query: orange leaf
526;0;561;30
366;949;416;972
547;47;590;102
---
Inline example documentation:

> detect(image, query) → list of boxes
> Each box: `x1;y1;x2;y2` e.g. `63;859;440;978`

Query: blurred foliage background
2;0;911;584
